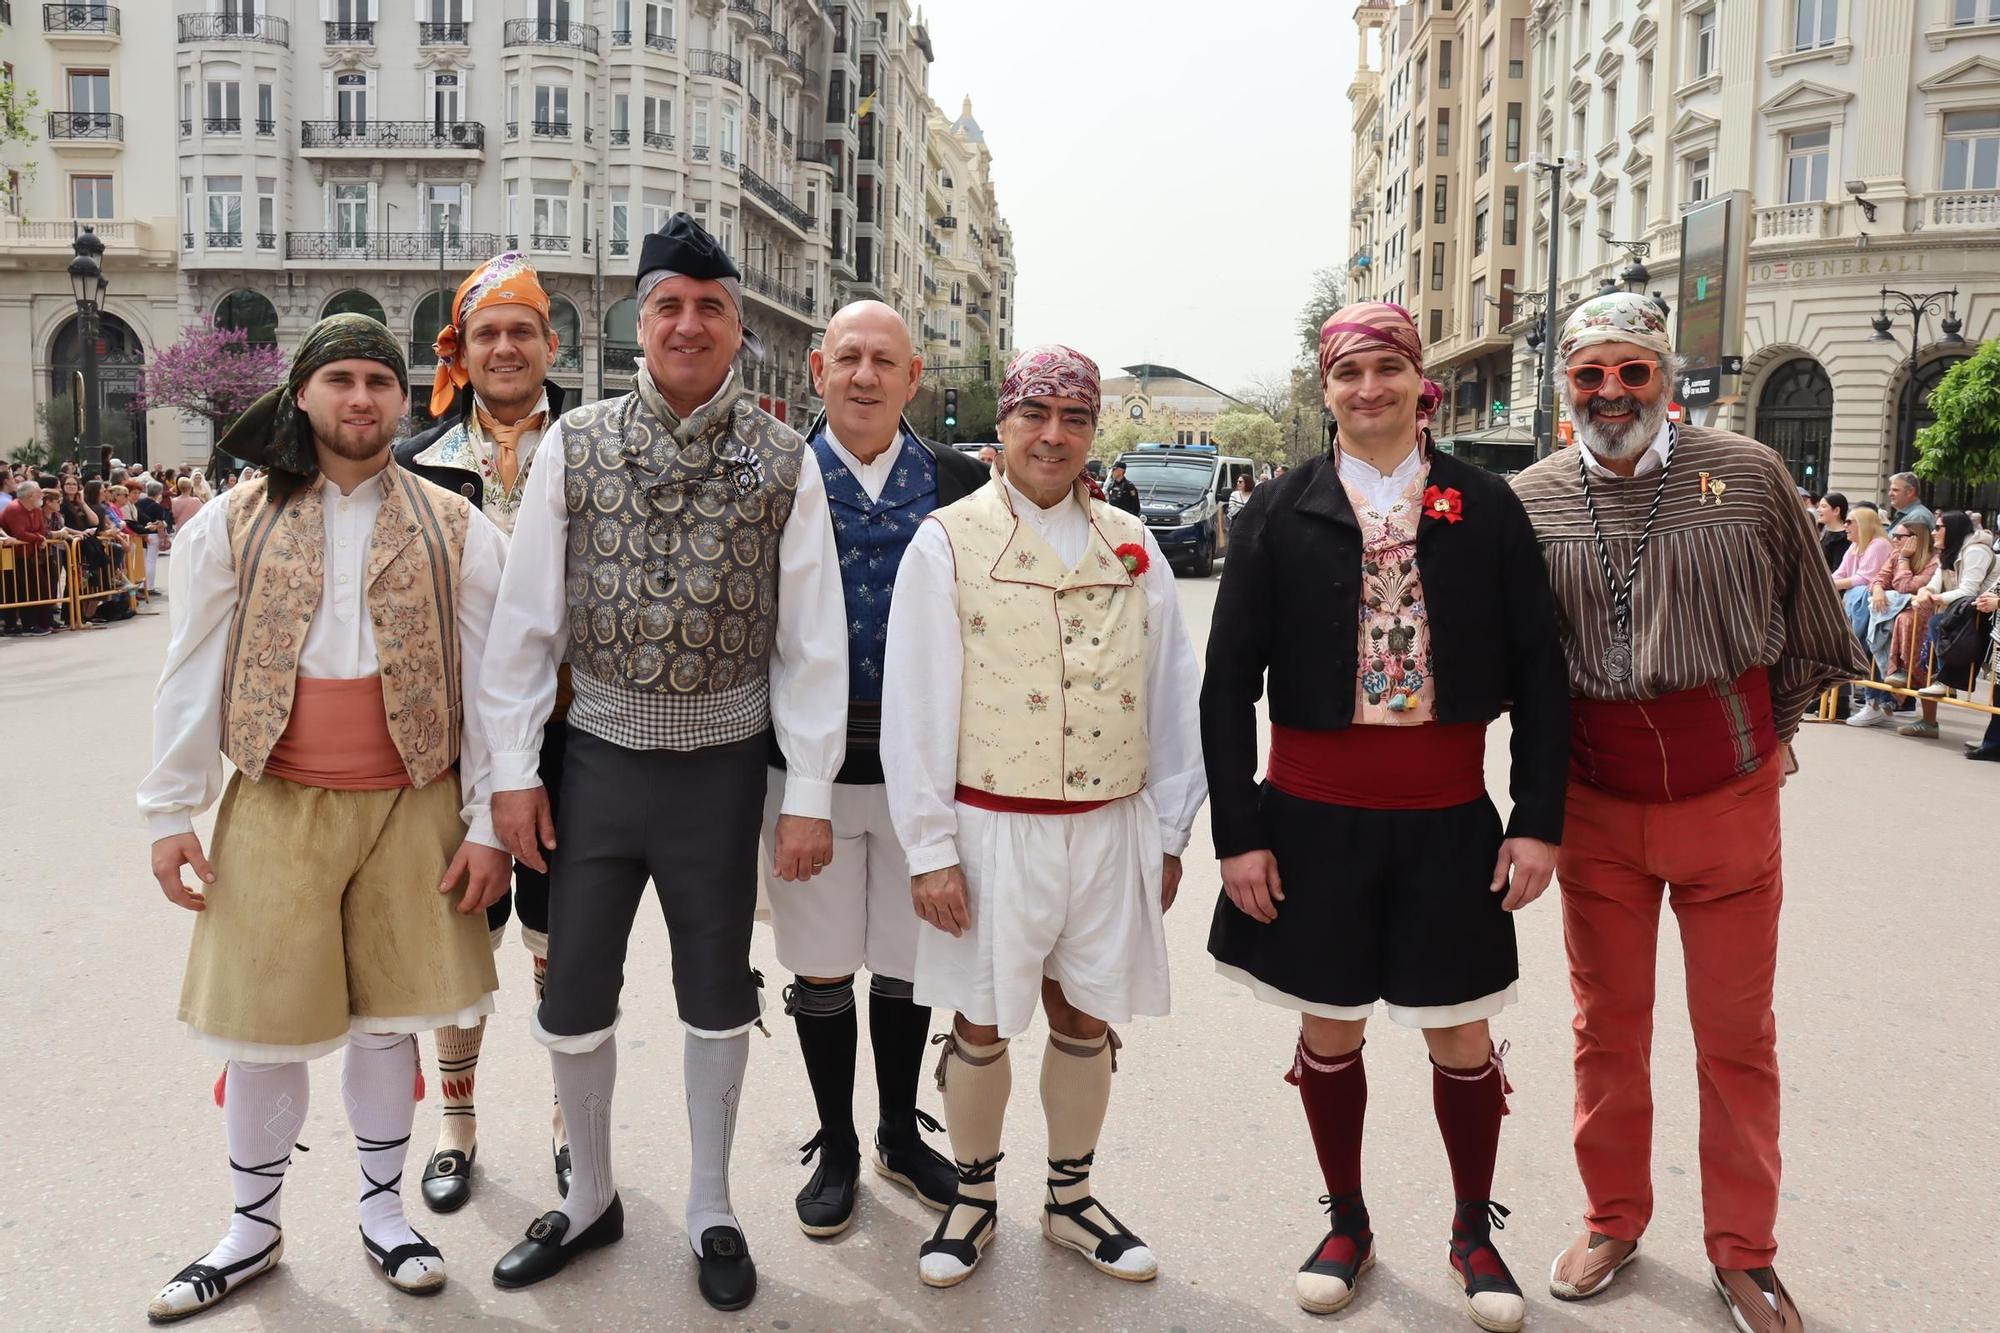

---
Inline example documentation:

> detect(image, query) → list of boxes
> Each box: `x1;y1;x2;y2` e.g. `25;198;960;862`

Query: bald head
812;300;924;461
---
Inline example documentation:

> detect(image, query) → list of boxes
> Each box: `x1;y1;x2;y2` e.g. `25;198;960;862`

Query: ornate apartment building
0;1;183;459
1514;0;1999;498
919;95;1015;375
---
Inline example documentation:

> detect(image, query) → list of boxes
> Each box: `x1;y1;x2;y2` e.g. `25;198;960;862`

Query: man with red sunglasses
1512;292;1862;1333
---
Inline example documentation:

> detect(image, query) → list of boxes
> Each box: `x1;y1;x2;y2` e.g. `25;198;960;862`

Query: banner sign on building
1675;193;1749;408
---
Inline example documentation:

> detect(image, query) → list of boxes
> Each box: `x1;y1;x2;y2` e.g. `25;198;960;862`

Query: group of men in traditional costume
142;199;1854;1332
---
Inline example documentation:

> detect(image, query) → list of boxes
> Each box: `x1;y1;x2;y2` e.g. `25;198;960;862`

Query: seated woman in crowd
1833;507;1891;643
1901;513;2000;738
1848;516;1937;729
1817;491;1851;570
1886;511;1972;692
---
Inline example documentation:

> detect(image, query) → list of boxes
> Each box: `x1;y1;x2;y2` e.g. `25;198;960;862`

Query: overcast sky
922;0;1356;394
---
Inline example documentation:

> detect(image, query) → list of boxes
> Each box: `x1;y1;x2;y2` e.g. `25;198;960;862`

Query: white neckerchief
822;425;907;503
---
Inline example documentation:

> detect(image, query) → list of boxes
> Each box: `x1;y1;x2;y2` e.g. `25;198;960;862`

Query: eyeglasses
1566;359;1659;393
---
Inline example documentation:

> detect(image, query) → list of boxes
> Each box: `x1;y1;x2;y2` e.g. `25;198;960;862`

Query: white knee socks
209;1059;308;1268
343;1031;441;1281
684;1030;748;1249
551;1037;618;1238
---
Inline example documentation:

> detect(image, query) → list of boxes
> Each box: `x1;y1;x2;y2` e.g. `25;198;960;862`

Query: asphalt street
1;571;1993;1332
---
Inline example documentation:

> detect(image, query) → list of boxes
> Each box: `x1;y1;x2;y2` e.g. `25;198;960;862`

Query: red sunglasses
1566;359;1659;393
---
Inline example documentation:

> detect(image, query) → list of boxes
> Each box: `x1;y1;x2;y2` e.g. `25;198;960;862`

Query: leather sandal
918;1152;1002;1288
1296;1192;1375;1315
1040;1153;1158;1281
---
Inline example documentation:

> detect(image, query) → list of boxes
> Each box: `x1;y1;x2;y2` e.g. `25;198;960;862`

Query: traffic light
1492;399;1507;418
943;387;959;429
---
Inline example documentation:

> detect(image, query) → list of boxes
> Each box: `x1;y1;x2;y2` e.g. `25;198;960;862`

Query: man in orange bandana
395;252;573;1217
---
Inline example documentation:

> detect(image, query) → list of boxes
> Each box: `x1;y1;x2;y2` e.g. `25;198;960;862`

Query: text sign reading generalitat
1675;196;1744;409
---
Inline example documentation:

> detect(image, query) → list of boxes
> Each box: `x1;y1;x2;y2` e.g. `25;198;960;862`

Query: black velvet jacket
1199;447;1571;858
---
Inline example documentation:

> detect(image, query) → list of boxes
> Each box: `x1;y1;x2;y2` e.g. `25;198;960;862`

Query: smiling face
998;395;1096;507
1561;338;1671;460
1324;349;1422;451
812;300;921;454
296;358;408;464
638;274;743;415
462;304;557;419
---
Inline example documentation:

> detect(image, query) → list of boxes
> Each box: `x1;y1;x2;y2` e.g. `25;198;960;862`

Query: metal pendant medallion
1602;625;1634;683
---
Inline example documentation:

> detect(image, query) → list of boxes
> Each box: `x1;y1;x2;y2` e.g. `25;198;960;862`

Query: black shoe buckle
526;1218;557;1243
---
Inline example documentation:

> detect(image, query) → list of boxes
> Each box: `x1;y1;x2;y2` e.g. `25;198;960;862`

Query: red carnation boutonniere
1114;542;1150;577
1422;485;1465;524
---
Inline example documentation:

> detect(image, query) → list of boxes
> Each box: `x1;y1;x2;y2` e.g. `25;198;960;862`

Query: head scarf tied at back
218;313;408;485
1317;301;1443;425
429;252;553;417
632;211;766;361
1557;291;1673;363
996;344;1101;423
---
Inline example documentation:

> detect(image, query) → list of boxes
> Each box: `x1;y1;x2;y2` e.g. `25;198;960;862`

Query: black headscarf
217;313;408;496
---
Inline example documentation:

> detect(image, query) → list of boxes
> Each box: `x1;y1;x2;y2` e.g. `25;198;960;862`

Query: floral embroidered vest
930;478;1150;801
1343;464;1438;726
410;409;542;534
221;470;472;787
813;429;939;703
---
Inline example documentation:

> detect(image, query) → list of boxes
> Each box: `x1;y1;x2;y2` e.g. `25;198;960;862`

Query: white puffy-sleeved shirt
881;475;1208;875
137;468;509;848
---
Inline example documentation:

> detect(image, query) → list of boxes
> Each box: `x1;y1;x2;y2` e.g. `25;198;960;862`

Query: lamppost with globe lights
67;225;109;473
1871;286;1964;480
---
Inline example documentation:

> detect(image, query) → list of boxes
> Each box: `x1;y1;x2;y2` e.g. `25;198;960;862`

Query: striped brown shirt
1511;425;1867;740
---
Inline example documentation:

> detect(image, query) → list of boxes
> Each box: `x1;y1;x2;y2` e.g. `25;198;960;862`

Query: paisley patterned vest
559;378;803;713
221;470;471;788
930;479;1151;802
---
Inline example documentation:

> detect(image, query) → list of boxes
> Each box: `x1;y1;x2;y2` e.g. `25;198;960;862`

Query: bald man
762;301;988;1238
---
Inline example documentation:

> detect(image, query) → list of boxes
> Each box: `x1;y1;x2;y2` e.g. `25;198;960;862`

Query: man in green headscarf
139;313;515;1320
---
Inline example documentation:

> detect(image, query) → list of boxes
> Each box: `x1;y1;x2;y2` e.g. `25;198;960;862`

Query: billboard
1675;193;1749;408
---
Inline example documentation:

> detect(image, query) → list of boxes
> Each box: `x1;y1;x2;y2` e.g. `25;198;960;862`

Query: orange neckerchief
474;403;546;494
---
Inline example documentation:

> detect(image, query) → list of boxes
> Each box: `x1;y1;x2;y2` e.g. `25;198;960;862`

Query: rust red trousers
1556;758;1784;1269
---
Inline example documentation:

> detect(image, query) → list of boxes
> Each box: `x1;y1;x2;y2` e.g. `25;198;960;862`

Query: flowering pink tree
133;318;288;432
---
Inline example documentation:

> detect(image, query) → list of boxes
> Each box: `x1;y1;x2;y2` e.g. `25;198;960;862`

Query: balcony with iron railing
610;237;630;256
176;11;288;45
740;166;816;232
419;21;468;44
325;21;372;44
741;264;816;318
43;3;119;37
502;18;600;52
301;120;485;153
692;142;711;161
798;140;835;166
688;49;742;84
532;119;572;139
643;30;675;53
645;130;675;150
602;342;641;374
531;233;571;253
285;230;505;263
48;110;122;142
611;127;629;145
203;116;240;134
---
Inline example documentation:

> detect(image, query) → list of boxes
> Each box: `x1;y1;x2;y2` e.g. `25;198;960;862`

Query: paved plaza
2;577;1993;1332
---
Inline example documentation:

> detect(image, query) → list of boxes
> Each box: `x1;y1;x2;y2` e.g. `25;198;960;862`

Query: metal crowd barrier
0;536;151;631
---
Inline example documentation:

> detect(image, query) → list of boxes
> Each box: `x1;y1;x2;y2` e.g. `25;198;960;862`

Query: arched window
1754;357;1832;491
602;296;638;376
214;288;278;346
321;288;386;324
548;294;582;370
411;290;450;368
47;311;147;461
1897;353;1995;512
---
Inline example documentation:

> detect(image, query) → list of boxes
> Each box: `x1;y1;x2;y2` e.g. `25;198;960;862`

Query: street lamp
1872;286;1964;477
1524;155;1584;456
67;226;109;473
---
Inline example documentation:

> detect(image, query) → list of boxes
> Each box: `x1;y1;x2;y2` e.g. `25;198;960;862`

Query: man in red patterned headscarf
1202;301;1570;1330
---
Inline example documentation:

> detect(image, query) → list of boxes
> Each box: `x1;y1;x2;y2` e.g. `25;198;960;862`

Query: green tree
1211;405;1286;468
1091;417;1155;462
38;388;135;464
1914;340;2000;486
0;63;42;203
1296;266;1349;358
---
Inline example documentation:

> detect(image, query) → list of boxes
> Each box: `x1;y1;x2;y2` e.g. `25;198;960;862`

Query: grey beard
1570;392;1669;461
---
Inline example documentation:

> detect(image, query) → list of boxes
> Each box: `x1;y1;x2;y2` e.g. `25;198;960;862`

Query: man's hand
152;832;215;911
1489;837;1556;912
912;865;971;936
492;786;555;872
1220;850;1284;924
1779;741;1799;788
1161;854;1183;913
440;841;513;914
772;814;834;882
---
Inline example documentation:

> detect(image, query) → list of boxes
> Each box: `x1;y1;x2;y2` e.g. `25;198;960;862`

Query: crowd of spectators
0;458;240;637
1812;472;2000;754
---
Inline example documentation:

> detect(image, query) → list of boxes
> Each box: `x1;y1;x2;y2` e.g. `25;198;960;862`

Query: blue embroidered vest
815;429;939;706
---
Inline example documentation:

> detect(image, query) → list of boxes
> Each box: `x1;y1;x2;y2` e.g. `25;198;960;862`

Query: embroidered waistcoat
815;430;939;703
412;413;540;534
931;479;1151;802
560;385;802;697
1344;465;1439;725
221;470;471;787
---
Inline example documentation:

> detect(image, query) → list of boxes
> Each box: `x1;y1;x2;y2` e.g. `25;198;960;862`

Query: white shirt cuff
491;750;544;793
905;839;960;877
147;811;196;842
1160;824;1191;858
777;775;833;821
462;813;502;852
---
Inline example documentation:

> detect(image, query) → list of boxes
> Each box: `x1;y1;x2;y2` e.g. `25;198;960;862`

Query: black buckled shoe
492;1195;624;1290
695;1225;757;1311
795;1130;861;1238
553;1144;572;1198
1296;1193;1375;1315
420;1148;474;1214
874;1109;957;1212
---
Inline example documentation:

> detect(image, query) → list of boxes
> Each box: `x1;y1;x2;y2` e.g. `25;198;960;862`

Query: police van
1113;444;1256;577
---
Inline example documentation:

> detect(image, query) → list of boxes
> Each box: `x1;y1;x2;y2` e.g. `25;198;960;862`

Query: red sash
264;676;414;791
1266;721;1488;810
1569;667;1776;803
954;785;1111;816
